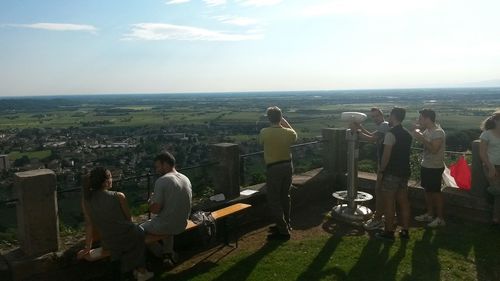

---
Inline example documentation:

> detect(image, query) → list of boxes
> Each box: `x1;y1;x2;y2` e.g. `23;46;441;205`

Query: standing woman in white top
479;111;500;226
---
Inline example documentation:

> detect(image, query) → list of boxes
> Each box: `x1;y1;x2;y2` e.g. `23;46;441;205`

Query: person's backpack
190;211;217;246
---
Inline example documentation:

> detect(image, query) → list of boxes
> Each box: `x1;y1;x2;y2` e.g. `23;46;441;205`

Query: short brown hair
266;106;282;124
390;107;406;122
154;151;176;167
370;107;383;116
419;108;436;122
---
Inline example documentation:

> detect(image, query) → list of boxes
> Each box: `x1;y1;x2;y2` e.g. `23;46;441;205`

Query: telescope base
331;204;372;226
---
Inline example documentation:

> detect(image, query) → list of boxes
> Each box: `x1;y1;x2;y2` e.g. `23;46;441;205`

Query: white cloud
204;0;226;6
303;0;436;17
123;23;262;41
6;23;97;33
237;0;282;7
166;0;190;4
214;16;261;26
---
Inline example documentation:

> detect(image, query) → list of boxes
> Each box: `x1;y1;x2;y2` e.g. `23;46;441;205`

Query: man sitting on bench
140;152;192;264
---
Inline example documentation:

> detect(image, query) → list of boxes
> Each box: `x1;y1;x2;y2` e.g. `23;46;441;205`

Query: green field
8;150;52;161
0;90;497;134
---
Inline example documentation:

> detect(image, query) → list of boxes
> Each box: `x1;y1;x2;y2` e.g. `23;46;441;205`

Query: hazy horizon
1;86;500;99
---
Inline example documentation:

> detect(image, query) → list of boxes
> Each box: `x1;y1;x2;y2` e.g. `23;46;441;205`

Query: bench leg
222;217;229;246
221;216;241;248
234;216;240;248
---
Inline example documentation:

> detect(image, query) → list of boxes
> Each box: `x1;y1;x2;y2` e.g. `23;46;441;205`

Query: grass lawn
8;149;52;160
162;220;500;281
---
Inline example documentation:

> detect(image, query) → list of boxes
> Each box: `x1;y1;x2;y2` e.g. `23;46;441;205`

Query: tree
14;155;30;167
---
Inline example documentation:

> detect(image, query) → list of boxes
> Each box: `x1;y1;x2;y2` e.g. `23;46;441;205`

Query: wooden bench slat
83;203;252;261
211;203;252;220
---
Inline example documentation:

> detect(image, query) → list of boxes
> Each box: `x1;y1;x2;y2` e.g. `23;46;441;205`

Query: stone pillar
322;128;347;177
210;143;240;200
15;169;59;256
471;140;489;198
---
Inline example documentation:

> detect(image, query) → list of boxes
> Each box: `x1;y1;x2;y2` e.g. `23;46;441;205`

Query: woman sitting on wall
479;111;500;227
78;167;153;280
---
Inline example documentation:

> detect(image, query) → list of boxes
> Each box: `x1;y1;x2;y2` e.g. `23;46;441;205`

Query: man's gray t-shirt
376;121;390;138
376;121;390;162
149;171;192;235
421;127;446;168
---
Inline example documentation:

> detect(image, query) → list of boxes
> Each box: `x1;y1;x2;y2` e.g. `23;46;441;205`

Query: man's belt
266;159;291;168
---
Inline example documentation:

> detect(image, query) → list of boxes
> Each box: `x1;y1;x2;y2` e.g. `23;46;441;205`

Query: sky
1;0;500;96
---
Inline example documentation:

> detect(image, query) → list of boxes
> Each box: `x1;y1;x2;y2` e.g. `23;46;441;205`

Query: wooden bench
82;203;252;262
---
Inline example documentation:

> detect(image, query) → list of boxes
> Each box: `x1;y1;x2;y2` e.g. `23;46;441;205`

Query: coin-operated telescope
331;112;373;225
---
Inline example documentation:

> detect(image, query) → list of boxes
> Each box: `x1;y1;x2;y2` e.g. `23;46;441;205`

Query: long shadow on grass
295;219;365;281
294;234;345;281
402;229;440;281
162;260;219;281
209;241;283;281
472;227;500;281
431;221;500;281
403;224;500;281
346;235;407;281
163;242;281;281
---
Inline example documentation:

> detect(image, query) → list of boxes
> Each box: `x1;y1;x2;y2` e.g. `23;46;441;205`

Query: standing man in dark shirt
375;107;413;241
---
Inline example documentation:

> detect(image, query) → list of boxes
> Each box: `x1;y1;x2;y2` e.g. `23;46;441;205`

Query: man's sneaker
363;217;384;230
133;270;154;281
163;252;179;267
415;213;434;222
427;218;446;228
399;229;410;239
375;231;395;242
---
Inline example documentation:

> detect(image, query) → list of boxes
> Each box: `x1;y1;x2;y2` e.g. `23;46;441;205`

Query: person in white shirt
479;111;500;226
412;109;447;228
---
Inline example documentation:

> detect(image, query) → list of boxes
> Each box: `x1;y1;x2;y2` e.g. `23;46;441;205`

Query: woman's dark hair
481;111;500;131
83;167;109;201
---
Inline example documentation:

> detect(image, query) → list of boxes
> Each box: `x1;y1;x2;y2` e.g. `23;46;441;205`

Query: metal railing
357;140;473;182
409;146;472;156
0;197;18;205
1;138;472;207
0;161;218;209
239;140;323;185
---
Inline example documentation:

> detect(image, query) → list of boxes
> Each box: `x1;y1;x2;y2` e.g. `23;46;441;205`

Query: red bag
449;156;471;190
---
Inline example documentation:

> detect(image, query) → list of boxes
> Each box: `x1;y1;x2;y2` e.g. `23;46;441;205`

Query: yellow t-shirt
259;126;298;165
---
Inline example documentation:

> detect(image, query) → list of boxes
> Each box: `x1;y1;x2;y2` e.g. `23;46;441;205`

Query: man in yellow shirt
259;106;297;241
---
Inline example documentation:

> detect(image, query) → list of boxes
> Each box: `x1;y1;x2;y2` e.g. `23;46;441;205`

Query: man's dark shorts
420;167;445;192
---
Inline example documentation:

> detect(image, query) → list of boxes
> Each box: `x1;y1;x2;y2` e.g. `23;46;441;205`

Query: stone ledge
358;171;493;223
3;168;493;280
